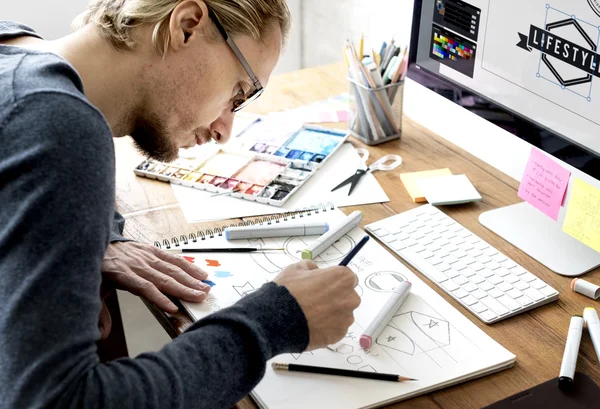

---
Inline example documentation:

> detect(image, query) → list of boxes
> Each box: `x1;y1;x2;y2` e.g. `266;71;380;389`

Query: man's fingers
151;260;210;292
133;278;180;314
146;267;209;303
154;248;209;280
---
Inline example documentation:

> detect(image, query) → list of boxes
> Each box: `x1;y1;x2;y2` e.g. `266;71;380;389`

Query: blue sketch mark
215;271;233;278
202;280;216;287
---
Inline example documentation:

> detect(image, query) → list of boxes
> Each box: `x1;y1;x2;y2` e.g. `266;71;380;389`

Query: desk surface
114;62;600;409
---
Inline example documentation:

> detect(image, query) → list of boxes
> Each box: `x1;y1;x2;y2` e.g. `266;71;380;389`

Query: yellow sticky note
399;168;453;203
562;178;600;253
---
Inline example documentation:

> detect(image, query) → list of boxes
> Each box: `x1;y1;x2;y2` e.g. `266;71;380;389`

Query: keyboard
365;205;559;324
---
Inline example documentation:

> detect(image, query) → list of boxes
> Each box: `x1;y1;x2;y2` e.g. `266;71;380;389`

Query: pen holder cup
348;77;404;146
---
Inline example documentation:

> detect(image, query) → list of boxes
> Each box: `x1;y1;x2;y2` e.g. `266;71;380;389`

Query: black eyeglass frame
207;8;264;112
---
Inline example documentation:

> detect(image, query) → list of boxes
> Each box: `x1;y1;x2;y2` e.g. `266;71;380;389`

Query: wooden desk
114;62;600;409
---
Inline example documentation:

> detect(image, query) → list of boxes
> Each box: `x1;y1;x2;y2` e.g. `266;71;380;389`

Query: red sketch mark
183;256;195;263
206;259;221;267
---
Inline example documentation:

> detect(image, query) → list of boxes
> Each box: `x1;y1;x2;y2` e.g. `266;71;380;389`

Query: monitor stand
479;202;600;277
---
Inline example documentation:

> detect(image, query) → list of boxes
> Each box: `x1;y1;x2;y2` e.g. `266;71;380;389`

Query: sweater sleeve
0;92;309;409
109;210;131;242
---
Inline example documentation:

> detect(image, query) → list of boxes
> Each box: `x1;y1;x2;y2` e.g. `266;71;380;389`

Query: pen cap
572;278;600;300
584;307;600;325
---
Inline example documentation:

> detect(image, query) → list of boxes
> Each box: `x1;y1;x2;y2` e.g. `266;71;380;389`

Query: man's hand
273;260;361;350
102;241;211;313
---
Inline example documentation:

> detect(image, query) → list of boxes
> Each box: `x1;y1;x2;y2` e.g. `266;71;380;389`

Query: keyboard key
451;225;463;233
493;254;508;263
429;243;442;252
472;289;488;299
392;241;408;251
420;251;435;259
498;282;513;292
454;276;469;286
471;302;488;313
523;288;544;302
445;269;460;279
463;282;478;292
452;289;469;299
475;241;490;250
446;256;459;265
496;268;511;277
382;236;397;244
497;295;521;312
462;295;478;306
479;269;494;278
428;257;443;266
487;261;501;270
453;250;468;259
412;245;426;253
488;275;503;286
539;286;558;297
462;256;477;265
445;244;459;253
438;263;452;272
505;274;520;284
511;266;528;276
436;249;450;259
501;259;517;269
479;296;510;316
521;272;537;283
484;247;499;257
454;238;466;246
480;310;499;322
517;295;533;306
507;289;523;299
470;275;486;285
453;262;468;271
489;288;504;298
459;230;473;239
462;268;476;278
529;279;546;290
471;262;486;272
465;246;479;255
479;281;494;291
376;229;390;237
442;280;460;292
477;255;492;264
514;281;530;291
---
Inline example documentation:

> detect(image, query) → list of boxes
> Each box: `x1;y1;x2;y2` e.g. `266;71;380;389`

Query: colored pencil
272;362;417;383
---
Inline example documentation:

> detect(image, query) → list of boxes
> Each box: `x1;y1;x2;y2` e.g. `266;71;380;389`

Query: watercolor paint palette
134;124;348;206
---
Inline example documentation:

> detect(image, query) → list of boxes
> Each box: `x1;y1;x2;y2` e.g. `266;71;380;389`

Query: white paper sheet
172;143;390;223
180;209;516;409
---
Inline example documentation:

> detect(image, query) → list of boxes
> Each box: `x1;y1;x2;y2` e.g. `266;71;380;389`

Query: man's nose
210;110;235;144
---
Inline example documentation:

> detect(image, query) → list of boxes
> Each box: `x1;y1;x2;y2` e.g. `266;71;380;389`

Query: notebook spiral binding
153;202;335;250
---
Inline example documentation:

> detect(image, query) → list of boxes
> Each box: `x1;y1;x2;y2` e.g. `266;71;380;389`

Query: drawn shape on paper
358;365;377;372
215;271;233;278
233;282;258;297
202;280;216;287
376;326;416;355
183;256;196;263
334;343;354;355
347;355;363;365
365;271;408;292
206;259;221;267
290;351;314;360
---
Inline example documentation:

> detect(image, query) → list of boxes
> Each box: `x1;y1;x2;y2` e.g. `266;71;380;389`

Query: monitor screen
408;0;600;180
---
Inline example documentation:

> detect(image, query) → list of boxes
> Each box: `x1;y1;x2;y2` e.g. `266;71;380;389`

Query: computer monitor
407;0;600;276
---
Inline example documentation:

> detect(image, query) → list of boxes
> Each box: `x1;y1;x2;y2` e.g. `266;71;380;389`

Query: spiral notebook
156;204;516;409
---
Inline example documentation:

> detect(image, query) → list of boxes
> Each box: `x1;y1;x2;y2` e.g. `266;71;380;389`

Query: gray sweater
0;22;308;409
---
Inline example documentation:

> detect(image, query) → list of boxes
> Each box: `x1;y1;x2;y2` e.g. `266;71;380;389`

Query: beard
130;111;180;163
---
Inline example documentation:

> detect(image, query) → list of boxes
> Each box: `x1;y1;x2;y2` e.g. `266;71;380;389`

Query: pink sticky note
518;148;571;221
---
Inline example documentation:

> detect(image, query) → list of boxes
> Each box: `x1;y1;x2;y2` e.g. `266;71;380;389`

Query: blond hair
72;0;291;56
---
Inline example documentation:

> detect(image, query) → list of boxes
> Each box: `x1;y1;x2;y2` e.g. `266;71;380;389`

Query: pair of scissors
331;148;403;195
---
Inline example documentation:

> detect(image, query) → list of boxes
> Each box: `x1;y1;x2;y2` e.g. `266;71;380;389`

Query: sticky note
417;174;482;205
399;168;452;202
562;178;600;253
517;148;571;221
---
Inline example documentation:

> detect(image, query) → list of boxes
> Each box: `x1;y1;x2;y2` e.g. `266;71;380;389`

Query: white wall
301;0;414;68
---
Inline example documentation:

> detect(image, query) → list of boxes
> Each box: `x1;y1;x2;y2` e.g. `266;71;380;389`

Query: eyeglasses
208;8;264;112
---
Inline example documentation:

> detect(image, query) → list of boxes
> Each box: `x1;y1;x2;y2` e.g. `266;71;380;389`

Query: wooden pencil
272;363;417;383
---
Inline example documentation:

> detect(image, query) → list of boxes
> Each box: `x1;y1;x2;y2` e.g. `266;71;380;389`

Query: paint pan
265;145;279;154
282;167;311;180
281;128;345;157
184;172;203;181
152;163;168;174
161;166;179;177
236;182;254;193
246;185;264;196
250;143;267;153
137;160;156;171
299;151;316;161
173;168;190;179
310;154;326;163
210;176;228;186
233;160;285;186
197;152;249;178
273;175;302;186
272;190;291;201
199;174;216;184
274;147;291;157
258;185;278;199
218;179;240;190
285;150;304;160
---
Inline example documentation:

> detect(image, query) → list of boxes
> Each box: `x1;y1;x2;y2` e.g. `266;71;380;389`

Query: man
0;1;361;408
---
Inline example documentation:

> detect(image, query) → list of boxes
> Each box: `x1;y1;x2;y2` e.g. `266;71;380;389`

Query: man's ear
168;0;210;51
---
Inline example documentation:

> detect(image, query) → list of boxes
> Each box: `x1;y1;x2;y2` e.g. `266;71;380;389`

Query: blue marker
338;235;370;266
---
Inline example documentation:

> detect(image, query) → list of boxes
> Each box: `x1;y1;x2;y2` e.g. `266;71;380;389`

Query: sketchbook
160;206;516;409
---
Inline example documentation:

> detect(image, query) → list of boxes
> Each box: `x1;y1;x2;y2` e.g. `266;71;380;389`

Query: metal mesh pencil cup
348;77;404;146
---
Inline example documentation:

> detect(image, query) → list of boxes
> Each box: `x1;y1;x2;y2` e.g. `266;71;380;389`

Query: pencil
272;363;417;383
166;247;285;253
358;32;364;60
